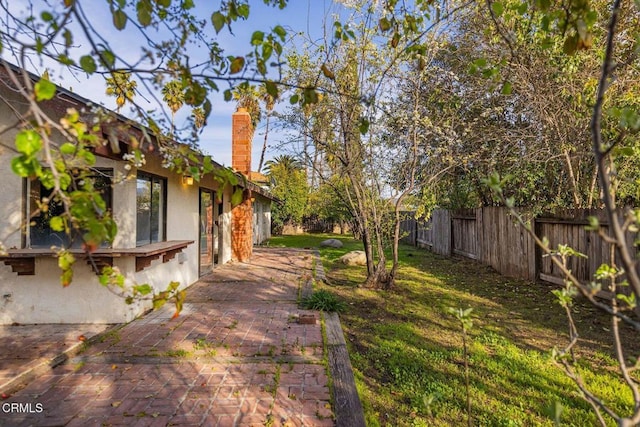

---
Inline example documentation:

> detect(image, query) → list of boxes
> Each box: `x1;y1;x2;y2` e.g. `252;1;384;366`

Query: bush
301;289;346;312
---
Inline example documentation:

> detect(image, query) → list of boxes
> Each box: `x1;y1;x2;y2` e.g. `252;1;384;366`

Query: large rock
320;239;343;248
338;251;367;266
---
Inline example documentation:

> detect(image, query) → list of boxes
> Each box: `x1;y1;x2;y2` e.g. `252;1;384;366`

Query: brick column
232;108;252;176
231;108;254;262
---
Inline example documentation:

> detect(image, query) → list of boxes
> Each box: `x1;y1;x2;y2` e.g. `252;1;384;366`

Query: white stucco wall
0;70;247;324
0;154;23;250
0;258;142;324
0;79;259;323
0;149;237;324
219;185;233;265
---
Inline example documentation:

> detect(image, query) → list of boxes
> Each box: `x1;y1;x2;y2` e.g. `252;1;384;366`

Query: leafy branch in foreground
487;171;640;426
0;0;299;317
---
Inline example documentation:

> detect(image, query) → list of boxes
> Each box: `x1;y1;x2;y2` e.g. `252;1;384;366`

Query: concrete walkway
0;248;356;427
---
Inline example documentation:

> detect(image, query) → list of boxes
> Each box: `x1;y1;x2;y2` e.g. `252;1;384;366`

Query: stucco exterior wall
0;150;24;250
0;149;232;324
219;185;233;265
0;258;142;324
0;66;272;324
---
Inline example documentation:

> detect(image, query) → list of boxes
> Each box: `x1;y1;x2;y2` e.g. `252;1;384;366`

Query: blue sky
194;0;342;168
4;0;345;170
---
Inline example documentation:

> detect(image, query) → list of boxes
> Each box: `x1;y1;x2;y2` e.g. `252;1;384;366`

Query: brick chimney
232;108;252;176
231;108;253;262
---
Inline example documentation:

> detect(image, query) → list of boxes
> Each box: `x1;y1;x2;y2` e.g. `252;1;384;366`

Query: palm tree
105;70;137;113
232;83;261;129
191;106;206;130
162;80;184;134
264;154;302;175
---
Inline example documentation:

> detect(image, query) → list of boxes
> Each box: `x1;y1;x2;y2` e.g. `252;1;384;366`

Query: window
136;173;166;246
28;170;113;248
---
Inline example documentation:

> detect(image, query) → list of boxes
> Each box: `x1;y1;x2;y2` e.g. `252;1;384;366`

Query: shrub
301;289;346;312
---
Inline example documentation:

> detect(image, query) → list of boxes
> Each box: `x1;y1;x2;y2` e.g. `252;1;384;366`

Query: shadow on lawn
280;234;638;426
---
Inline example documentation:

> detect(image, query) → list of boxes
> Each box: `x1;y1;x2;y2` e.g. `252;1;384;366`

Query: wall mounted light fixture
182;175;194;186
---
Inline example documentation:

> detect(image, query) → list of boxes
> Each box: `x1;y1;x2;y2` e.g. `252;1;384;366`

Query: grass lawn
268;233;640;427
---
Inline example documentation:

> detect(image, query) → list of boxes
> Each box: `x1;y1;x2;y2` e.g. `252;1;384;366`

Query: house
0;63;273;324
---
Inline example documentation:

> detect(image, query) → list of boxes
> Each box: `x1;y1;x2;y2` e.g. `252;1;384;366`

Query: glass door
199;189;214;276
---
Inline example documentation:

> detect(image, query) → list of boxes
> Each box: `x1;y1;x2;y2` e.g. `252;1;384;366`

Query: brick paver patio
1;248;337;427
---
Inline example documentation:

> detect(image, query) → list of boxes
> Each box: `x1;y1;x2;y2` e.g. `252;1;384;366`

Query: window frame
135;172;167;247
25;169;114;249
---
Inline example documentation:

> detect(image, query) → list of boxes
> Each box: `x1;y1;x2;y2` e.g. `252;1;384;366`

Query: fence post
476;207;484;263
533;216;542;282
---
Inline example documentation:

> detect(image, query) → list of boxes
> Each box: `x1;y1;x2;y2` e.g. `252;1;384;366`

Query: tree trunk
563;149;583;208
257;113;270;172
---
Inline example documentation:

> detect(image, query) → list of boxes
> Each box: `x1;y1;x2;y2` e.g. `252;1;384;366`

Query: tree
278;1;460;288
264;155;308;233
434;0;640;424
257;84;278;173
232;82;262;127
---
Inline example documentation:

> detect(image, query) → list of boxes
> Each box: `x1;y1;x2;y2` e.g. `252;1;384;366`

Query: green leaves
80;55;97;74
153;281;184;318
12;131;45;181
585;216;599;231
379;17;392;32
58;250;76;287
501;81;512;95
301;289;345;312
563;34;579;55
231;187;244;206
264;80;279;99
595;263;618;280
302;87;318;106
15;130;43;156
99;49;116;68
136;0;153;27
483;172;511;197
41;11;54;22
211;11;225;33
616;292;637;309
555;244;586;259
99;266;125;288
184;81;206;106
447;307;474;331
132;283;153;296
34;78;56;101
609;107;640;132
552;287;575;308
251;30;265;45
229;56;245;74
112;9;127;30
491;1;504;17
50;216;65;232
273;25;286;41
359;117;370;135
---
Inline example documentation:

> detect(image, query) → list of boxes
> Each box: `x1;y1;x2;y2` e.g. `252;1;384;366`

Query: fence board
452;211;477;259
399;207;637;285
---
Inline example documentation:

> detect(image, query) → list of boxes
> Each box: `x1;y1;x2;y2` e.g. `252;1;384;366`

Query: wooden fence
400;207;638;285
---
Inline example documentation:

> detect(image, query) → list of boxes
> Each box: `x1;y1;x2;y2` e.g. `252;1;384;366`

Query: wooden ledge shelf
0;240;194;275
